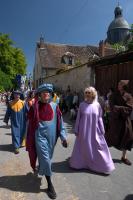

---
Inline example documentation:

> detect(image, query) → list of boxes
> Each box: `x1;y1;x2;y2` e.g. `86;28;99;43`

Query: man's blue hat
37;83;53;93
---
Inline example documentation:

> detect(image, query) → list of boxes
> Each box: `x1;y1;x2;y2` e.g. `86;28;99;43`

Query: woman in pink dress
69;87;115;174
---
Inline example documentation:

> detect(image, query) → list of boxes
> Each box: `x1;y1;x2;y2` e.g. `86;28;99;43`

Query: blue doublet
35;102;66;176
4;99;27;149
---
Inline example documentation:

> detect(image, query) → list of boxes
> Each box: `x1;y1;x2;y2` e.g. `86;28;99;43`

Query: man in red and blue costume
26;83;68;199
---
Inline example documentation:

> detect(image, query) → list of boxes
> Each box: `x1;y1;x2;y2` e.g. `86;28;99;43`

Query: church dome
107;4;130;44
108;17;129;30
108;5;129;31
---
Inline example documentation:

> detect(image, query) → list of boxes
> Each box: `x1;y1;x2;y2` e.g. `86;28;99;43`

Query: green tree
128;41;133;50
127;24;133;51
111;24;133;52
0;70;13;91
112;43;126;53
13;48;27;75
0;33;27;90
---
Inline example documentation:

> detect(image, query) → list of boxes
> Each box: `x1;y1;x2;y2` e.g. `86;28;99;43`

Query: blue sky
0;0;132;74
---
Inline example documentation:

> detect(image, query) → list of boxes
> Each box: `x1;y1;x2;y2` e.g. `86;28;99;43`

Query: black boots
45;176;57;199
47;183;57;199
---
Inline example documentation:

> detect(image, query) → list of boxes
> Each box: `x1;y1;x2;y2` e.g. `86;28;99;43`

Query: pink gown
70;101;115;174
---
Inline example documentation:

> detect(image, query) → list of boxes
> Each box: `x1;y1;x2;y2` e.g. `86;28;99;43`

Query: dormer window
61;51;75;65
69;57;72;65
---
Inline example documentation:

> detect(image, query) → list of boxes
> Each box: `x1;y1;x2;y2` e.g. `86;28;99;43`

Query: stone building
33;37;115;88
33;36;100;88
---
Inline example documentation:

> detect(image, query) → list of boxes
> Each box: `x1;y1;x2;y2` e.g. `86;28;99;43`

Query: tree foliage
128;41;133;50
111;24;133;52
0;33;27;90
112;43;126;53
127;24;133;51
0;70;13;91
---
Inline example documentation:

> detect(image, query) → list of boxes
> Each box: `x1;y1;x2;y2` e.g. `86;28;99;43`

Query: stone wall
42;64;95;92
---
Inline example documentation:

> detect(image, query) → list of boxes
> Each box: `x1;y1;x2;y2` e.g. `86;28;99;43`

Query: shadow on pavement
124;194;133;200
52;158;109;177
0;114;5;117
0;117;4;120
0;125;11;129
0;144;14;152
52;158;73;174
5;133;11;136
0;173;41;193
112;158;122;164
40;188;48;196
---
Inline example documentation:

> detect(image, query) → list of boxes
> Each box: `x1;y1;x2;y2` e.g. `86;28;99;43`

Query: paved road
0;103;133;200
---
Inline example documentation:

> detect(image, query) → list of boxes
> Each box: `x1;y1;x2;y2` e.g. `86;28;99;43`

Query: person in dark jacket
105;80;133;165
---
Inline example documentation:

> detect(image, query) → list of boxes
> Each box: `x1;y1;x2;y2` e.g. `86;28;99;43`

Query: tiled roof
37;42;99;69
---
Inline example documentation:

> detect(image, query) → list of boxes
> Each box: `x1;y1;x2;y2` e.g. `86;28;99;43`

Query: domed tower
107;4;130;44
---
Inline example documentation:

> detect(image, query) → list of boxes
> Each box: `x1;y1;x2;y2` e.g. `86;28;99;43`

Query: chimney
99;40;105;57
40;35;45;48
